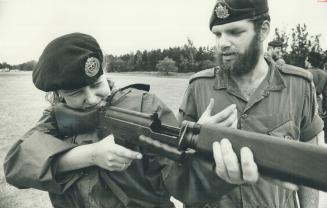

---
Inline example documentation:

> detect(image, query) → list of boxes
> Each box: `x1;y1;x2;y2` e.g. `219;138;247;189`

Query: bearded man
175;0;324;207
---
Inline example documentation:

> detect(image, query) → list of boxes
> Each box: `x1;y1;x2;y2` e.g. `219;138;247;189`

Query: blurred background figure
266;40;285;65
305;51;327;142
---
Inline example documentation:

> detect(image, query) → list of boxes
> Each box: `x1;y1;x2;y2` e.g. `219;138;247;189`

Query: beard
217;33;261;77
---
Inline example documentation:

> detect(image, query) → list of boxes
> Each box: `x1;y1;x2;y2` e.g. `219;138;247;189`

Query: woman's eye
91;82;102;88
66;89;82;96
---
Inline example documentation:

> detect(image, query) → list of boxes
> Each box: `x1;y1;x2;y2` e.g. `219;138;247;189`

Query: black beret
33;33;104;92
268;40;283;47
209;0;269;30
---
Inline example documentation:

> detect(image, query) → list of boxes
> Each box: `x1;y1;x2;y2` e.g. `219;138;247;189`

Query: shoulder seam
189;67;216;84
278;64;313;82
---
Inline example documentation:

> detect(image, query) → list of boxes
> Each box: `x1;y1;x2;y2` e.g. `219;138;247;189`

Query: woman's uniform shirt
4;87;177;208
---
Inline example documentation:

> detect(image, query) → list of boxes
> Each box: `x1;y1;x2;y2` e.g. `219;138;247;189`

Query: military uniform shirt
4;87;177;208
179;60;323;208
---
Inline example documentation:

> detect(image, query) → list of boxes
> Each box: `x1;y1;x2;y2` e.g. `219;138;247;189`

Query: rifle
54;102;327;191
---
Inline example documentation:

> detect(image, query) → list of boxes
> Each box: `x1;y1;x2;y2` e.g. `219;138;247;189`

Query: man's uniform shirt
178;60;323;208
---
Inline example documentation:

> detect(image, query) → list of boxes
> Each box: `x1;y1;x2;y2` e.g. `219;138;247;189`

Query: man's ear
259;20;270;42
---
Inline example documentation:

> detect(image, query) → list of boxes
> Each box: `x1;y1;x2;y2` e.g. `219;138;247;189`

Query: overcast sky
1;0;327;64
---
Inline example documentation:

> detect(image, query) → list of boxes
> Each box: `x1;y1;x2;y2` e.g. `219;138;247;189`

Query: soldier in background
305;51;327;142
266;40;285;65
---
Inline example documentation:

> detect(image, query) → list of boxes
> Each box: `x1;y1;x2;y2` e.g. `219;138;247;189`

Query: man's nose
218;34;231;50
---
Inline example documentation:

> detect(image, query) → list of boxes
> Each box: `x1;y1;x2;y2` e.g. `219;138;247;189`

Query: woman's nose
84;87;99;105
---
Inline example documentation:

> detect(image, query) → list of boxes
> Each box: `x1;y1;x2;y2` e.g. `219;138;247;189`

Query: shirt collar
213;58;286;92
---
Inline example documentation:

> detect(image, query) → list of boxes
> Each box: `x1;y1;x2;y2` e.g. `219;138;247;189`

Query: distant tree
179;38;198;72
286;24;322;67
0;62;11;69
20;60;37;71
110;58;128;72
199;60;216;70
103;54;114;72
156;57;178;75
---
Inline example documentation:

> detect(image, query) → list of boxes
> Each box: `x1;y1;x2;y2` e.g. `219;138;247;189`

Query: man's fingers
213;141;229;180
219;109;238;127
221;139;242;182
211;104;236;123
202;98;215;118
240;147;259;184
198;99;215;124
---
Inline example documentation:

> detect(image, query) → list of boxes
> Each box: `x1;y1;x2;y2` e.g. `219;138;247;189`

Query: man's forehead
211;19;254;32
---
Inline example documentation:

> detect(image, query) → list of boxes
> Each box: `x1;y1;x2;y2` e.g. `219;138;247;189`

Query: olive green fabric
4;87;177;208
178;60;323;208
307;68;327;115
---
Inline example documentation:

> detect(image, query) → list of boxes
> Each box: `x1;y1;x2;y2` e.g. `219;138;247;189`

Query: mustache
218;49;239;55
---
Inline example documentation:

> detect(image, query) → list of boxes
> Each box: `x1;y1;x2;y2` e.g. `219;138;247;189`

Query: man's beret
209;0;269;30
33;33;104;92
268;40;283;47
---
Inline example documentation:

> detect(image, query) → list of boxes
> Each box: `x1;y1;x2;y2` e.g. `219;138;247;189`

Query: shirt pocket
253;113;300;140
267;119;300;141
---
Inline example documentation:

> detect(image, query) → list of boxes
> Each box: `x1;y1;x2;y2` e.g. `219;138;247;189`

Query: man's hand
197;99;237;128
200;99;298;189
92;134;143;171
213;139;259;184
198;99;258;184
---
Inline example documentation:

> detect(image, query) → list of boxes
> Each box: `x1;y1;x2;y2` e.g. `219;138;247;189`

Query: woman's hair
45;91;64;105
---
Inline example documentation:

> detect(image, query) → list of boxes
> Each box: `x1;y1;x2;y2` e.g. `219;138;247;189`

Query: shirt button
241;114;248;119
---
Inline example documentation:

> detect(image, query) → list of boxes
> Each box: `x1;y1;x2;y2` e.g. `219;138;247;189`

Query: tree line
104;38;217;74
2;24;327;73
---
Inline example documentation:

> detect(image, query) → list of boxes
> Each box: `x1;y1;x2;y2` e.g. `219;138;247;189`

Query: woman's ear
259;20;270;42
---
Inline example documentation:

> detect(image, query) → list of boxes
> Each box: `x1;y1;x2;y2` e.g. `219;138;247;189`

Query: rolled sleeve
300;81;324;141
179;85;198;122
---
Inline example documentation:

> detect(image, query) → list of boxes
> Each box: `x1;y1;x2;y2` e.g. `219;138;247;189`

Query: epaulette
277;64;313;82
189;67;217;84
119;83;150;92
107;84;150;105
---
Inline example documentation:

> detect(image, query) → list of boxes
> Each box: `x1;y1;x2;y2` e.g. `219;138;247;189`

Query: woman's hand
91;134;143;171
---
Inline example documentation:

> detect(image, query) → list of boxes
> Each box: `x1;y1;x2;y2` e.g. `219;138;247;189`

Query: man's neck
231;54;269;100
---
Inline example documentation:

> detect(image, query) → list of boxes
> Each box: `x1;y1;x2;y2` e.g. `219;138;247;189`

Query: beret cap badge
85;57;100;77
215;3;230;19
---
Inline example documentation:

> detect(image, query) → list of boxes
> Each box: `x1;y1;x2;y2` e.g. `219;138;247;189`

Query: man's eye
231;30;243;36
215;33;222;38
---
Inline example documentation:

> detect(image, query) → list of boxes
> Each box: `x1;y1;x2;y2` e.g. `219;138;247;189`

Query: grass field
1;72;327;208
0;72;188;208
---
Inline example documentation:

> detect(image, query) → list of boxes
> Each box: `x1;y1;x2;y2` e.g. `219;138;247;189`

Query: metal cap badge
85;57;100;77
209;0;269;29
215;3;230;19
